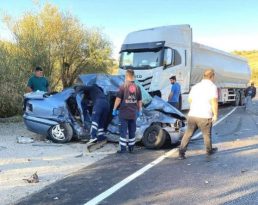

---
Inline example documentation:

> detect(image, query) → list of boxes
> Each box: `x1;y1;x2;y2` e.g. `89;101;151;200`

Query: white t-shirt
188;79;218;118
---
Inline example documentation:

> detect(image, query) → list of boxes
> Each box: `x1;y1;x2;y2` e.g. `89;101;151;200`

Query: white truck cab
119;25;250;110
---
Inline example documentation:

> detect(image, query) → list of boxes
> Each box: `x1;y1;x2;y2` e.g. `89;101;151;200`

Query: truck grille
138;76;152;91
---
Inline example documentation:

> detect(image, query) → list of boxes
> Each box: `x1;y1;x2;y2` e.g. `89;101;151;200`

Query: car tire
142;125;166;149
48;123;73;143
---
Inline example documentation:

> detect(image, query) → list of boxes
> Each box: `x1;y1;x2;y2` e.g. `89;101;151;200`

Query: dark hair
35;66;43;71
169;76;176;80
126;69;135;77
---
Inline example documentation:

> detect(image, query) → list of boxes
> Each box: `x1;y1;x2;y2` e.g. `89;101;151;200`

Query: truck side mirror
163;48;174;69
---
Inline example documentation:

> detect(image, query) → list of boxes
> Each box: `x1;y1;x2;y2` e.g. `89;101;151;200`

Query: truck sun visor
120;41;165;52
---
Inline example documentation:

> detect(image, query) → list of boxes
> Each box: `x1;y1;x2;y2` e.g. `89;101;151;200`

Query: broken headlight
53;107;65;116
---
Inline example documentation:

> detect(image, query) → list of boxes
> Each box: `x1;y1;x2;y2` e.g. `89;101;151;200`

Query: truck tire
48;123;73;143
142;125;166;149
234;91;241;106
240;90;245;106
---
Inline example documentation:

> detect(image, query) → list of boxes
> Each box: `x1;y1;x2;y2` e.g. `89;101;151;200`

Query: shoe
128;147;134;153
117;150;126;154
178;154;186;160
88;138;97;144
207;147;218;156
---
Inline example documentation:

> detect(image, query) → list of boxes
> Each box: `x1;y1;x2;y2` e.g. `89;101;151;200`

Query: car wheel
48;123;73;143
142;125;166;149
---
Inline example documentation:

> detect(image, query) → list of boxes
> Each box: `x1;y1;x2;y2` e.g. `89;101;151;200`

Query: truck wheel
240;91;245;106
48;123;73;143
234;91;241;106
142;125;166;149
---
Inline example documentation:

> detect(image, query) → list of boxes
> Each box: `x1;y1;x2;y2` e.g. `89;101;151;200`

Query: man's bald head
203;69;215;80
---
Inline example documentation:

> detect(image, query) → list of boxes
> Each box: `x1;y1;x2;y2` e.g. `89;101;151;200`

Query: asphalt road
16;101;258;205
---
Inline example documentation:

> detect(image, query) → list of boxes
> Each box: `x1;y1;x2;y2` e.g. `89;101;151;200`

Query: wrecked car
23;74;186;149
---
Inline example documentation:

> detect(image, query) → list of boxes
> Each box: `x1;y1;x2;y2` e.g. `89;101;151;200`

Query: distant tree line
0;3;115;117
233;50;258;85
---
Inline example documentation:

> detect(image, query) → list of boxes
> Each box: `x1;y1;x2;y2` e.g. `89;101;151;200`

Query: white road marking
192;107;237;140
84;107;237;205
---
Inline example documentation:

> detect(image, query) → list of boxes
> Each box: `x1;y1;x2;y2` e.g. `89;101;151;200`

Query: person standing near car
168;76;181;110
178;69;218;160
245;82;256;110
84;85;110;143
27;66;50;93
113;69;142;153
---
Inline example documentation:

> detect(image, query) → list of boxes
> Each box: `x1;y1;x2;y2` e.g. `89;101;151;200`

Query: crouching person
113;69;142;153
84;85;110;143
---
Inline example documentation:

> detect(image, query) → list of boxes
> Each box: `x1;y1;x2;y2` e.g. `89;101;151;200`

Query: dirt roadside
0;122;117;205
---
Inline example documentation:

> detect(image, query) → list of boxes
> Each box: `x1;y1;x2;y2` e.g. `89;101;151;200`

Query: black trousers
179;116;213;155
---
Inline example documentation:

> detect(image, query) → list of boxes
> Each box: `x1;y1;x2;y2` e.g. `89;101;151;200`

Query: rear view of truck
119;25;251;109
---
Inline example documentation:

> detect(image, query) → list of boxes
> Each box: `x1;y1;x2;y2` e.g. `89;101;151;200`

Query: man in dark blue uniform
113;69;142;153
83;85;110;143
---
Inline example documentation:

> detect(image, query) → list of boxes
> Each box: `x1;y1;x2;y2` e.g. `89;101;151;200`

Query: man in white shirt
178;69;218;159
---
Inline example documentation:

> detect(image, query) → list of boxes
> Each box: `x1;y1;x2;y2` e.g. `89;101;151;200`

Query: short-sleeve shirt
117;81;142;120
168;82;181;103
188;79;218;118
27;75;49;92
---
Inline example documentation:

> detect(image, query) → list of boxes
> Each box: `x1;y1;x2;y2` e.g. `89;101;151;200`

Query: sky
1;0;258;59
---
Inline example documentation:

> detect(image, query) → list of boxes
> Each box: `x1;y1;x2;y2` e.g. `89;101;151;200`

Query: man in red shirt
113;69;142;153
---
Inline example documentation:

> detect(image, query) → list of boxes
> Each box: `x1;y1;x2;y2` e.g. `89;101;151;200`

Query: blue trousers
90;99;109;141
119;118;136;151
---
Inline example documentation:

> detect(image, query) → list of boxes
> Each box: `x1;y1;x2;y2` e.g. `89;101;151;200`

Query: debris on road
205;180;209;184
23;172;39;183
53;197;59;200
86;140;107;153
17;136;34;144
0;146;7;151
74;153;83;158
241;169;248;173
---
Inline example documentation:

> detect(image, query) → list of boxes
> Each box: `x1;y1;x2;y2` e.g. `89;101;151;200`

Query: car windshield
119;49;163;70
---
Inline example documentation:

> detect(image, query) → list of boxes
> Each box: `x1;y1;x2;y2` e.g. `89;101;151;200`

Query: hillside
233;50;258;85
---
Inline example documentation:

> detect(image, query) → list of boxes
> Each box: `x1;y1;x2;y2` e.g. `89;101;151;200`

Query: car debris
241;169;248;173
0;146;7;151
23;172;39;183
17;136;34;144
86;140;107;153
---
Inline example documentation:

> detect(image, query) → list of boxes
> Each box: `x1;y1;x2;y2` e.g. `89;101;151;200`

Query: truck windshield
119;49;163;70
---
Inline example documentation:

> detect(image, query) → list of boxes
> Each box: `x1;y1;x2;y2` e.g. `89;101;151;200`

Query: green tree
0;3;113;117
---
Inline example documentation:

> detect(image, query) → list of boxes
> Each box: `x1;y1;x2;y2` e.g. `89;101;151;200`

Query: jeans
245;96;252;110
179;116;213;155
